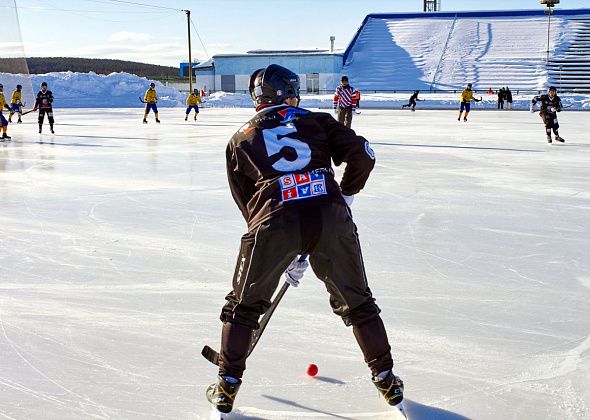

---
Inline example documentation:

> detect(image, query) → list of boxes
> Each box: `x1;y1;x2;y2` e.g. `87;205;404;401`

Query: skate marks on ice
205;398;468;420
371;141;541;154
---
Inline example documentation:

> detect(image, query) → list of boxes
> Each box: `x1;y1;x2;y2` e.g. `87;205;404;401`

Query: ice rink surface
1;108;589;420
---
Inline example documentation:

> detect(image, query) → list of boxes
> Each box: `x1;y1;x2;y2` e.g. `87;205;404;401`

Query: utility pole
185;9;193;92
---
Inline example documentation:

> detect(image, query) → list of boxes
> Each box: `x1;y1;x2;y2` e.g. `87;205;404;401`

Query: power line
86;0;183;12
190;16;210;60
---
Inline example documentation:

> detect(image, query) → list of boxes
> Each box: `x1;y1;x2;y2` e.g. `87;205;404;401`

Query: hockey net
0;0;34;106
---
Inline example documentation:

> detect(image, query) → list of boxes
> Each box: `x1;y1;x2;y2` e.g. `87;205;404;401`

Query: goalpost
0;0;35;107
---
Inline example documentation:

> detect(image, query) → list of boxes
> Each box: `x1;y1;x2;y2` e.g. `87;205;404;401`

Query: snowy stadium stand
343;9;590;92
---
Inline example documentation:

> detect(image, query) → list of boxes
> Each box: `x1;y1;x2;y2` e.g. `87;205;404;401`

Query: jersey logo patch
277;107;309;124
279;171;327;202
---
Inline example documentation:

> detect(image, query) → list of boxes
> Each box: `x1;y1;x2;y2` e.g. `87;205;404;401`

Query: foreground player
457;83;481;122
206;64;404;416
34;82;55;134
531;86;564;143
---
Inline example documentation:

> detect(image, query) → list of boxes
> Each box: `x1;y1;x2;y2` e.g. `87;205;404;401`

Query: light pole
184;9;193;92
541;0;560;63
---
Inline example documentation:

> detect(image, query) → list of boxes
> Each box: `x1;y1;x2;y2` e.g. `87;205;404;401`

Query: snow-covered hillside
343;10;590;91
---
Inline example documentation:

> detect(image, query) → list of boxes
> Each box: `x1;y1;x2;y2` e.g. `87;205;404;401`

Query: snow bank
0;71;184;108
205;91;590;111
1;71;588;110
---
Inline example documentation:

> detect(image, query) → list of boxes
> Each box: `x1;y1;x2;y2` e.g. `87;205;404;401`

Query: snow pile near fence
1;71;588;109
0;71;184;108
205;92;590;110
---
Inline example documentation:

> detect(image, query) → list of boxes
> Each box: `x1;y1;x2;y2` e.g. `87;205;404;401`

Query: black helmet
193;88;198;93
150;82;155;88
0;83;3;89
341;75;349;82
41;81;47;87
16;84;22;90
249;64;300;106
467;83;472;88
548;86;557;91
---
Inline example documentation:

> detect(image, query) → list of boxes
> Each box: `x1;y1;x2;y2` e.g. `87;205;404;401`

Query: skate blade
394;401;408;419
209;406;226;420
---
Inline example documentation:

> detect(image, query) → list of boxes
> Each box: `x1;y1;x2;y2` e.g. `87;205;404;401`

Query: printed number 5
262;126;311;172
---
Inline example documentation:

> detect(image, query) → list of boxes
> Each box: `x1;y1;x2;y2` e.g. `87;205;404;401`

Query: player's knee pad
339;299;381;327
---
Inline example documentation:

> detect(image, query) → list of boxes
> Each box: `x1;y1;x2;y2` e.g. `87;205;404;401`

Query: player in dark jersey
531;86;564;143
205;64;404;416
401;90;421;111
33;82;54;134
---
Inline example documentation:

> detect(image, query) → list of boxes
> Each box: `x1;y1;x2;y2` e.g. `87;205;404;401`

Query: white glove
284;257;309;288
549;106;556;113
342;194;354;207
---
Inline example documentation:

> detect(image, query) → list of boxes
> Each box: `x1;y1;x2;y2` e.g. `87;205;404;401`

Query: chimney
330;36;335;53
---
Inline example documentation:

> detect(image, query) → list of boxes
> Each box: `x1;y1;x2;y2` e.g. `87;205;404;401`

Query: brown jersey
226;104;376;229
532;94;562;116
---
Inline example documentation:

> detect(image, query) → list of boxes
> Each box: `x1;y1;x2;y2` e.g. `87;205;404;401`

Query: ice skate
373;370;404;415
555;135;565;143
547;135;552;143
156;119;161;123
206;375;241;414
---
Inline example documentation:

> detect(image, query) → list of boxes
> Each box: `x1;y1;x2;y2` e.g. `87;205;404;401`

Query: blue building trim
212;54;343;75
343;8;590;65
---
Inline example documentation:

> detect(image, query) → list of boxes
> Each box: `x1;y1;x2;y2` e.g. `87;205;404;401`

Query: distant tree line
0;57;179;78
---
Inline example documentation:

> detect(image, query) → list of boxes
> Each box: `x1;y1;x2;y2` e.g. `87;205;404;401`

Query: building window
306;73;319;93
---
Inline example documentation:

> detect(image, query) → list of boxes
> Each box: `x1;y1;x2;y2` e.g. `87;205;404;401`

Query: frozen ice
0;107;589;419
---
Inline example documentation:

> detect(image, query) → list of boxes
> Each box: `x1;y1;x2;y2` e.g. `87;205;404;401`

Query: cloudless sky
11;0;590;67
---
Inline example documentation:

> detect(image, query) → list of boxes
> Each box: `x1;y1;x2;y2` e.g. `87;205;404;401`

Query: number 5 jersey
226;104;376;229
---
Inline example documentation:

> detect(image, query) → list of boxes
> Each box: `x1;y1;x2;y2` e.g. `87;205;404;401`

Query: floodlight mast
541;0;560;63
423;0;440;12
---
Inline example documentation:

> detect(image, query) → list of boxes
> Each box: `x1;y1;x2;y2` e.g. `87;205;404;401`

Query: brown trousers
337;106;353;128
218;201;393;378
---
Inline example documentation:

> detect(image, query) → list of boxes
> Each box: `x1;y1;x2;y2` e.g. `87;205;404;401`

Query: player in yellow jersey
8;84;23;124
457;83;482;122
185;89;202;121
0;84;13;140
143;82;160;124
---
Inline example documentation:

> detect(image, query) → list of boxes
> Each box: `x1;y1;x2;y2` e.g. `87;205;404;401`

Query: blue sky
12;0;590;67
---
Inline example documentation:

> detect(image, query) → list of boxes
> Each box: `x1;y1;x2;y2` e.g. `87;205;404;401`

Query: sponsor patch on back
279;171;327;202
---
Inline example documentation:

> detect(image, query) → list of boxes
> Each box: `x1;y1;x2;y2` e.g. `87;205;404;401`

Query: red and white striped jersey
333;85;356;110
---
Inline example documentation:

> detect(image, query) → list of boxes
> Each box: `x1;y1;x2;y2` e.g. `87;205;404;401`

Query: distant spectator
333;75;356;128
353;89;361;114
497;87;505;110
505;87;513;110
487;87;494;94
